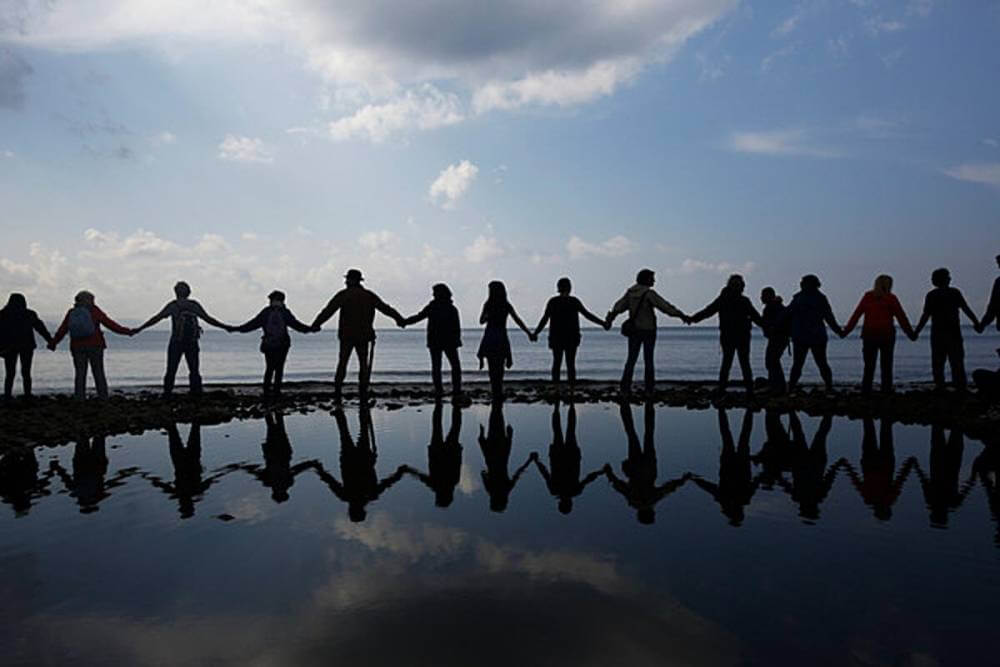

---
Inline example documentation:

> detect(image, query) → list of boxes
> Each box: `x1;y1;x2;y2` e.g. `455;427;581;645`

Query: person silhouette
310;269;405;404
606;269;691;397
841;416;914;521
532;400;604;515
401;283;463;399
230;290;314;396
691;408;757;526
0;446;51;516
478;401;534;512
751;409;794;490
403;400;464;508
969;440;1000;546
258;411;313;503
532;277;608;387
477;281;536;401
840;275;917;394
913;268;981;391
49;290;134;399
603;400;691;525
760;287;790;394
914;424;971;528
311;408;407;522
975;253;1000;333
134;281;231;398
689;275;765;395
0;293;53;400
165;421;211;519
784;275;843;393
49;435;109;514
786;412;836;521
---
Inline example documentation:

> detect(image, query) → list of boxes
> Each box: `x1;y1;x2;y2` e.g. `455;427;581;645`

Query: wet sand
1;380;998;451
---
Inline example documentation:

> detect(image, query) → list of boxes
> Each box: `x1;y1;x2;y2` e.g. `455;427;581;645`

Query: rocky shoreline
1;380;998;451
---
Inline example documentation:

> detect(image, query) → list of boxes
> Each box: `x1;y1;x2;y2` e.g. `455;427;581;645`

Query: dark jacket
405;298;462;350
313;286;403;342
692;288;764;344
762;301;789;340
236;305;312;351
785;289;840;346
0;295;52;353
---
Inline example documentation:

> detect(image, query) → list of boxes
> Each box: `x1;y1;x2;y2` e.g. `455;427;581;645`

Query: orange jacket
844;291;914;342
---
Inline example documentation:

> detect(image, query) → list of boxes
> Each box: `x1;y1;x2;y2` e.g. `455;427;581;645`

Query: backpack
175;306;201;344
68;305;96;339
262;307;288;349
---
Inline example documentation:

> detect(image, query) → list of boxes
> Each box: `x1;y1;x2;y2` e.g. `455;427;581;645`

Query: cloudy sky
1;0;998;324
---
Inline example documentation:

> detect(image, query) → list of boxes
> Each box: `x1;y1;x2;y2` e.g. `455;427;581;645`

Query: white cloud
150;130;175;146
217;134;272;163
358;230;400;252
727;129;836;158
472;59;640;113
241;232;258;241
907;0;934;18
429;160;478;209
566;235;635;260
880;48;905;69
667;259;757;276
327;85;464;143
463;235;503;264
864;16;905;35
2;149;13;158
856;114;901;138
982;138;998;149
943;163;1000;188
760;43;797;72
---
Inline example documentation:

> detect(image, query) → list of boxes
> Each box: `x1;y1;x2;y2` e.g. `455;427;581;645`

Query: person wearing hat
310;269;405;403
230;290;315;396
133;281;232;397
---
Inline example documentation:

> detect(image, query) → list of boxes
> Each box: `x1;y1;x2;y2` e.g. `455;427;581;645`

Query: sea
21;326;1000;391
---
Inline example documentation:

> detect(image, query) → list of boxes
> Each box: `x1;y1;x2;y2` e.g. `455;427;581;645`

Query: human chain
2;257;999;403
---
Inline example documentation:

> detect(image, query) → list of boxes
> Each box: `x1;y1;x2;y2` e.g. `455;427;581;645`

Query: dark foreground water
2;403;998;666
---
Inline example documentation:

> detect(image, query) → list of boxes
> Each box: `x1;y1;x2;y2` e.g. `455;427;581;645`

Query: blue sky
1;0;998;326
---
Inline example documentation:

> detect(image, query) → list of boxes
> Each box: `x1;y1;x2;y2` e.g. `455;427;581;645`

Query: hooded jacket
610;285;683;332
785;288;840;346
0;294;53;353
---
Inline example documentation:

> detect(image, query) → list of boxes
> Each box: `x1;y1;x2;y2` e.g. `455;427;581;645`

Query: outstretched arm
842;298;865;338
94;307;133;336
374;296;404;326
891;298;916;340
234;310;266;334
578;303;606;328
649;291;688;322
914;294;931;336
690;297;720;324
402;306;430;327
191;301;229;330
31;314;54;346
606;293;630;324
312;295;341;329
135;303;171;333
821;296;843;337
533;311;550;337
508;305;535;340
284;308;314;334
957;292;980;330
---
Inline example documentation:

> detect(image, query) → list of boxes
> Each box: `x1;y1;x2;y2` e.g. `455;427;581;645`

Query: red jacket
844;291;914;342
52;305;131;350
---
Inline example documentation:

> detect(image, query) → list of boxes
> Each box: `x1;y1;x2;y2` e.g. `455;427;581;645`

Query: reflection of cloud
221;495;274;524
476;542;622;595
334;512;468;562
457;462;480;495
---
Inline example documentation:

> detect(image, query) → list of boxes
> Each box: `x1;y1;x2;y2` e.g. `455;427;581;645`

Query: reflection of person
479;402;533;512
971;348;1000;401
604;401;690;524
691;408;756;525
403;401;464;507
532;278;608;386
787;412;836;521
970;441;1000;546
532;401;604;514
50;435;109;513
842;416;913;521
0;446;49;516
752;410;794;490
259;411;310;503
312;408;406;522
0;293;53;400
401;283;463;399
166;421;209;519
914;424;971;527
231;291;314;396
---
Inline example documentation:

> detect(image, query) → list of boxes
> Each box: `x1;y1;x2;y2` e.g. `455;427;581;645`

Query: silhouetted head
432;283;452;301
272;488;290;503
268;290;286;305
726;274;745;294
931;267;950;287
995;254;1000;269
435;488;454;508
486;281;508;308
348;503;367;522
874;505;892;521
557;277;572;294
174;281;191;299
800;274;821;291
5;293;27;312
872;274;893;295
558;497;573;515
74;290;95;306
636;269;655;287
637;507;655;525
760;286;776;304
344;269;364;286
490;493;509;513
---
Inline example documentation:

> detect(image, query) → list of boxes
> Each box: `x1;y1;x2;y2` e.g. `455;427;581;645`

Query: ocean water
17;326;1000;392
1;403;997;665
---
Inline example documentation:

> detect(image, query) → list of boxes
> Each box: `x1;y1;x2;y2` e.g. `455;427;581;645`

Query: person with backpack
532;277;609;387
605;269;691;397
49;290;133;399
689;274;766;395
760;287;790;394
134;281;231;397
401;283;464;399
309;269;406;404
229;290;315;396
0;293;54;400
913;268;980;391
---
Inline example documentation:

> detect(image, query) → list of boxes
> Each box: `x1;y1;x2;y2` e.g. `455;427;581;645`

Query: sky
1;0;998;326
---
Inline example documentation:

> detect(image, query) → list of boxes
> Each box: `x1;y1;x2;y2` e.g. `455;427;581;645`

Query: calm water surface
2;404;999;666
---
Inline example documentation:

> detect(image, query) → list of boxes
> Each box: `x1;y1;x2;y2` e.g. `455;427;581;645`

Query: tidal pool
2;402;998;666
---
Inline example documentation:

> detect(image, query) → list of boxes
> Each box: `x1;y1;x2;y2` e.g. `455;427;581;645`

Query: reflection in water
787;412;836;522
403;400;464;508
0;446;51;515
605;401;690;525
49;435;122;514
141;422;227;519
916;424;971;528
842;417;914;521
971;444;1000;545
532;401;604;515
692;409;756;526
479;402;533;512
312;408;407;522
